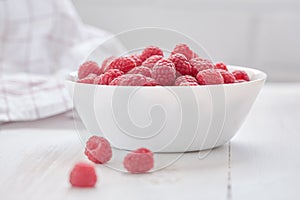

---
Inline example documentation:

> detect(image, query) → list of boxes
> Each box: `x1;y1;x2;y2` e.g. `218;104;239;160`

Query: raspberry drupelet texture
77;73;97;84
140;46;164;62
142;55;163;69
123;148;154;174
214;62;228;71
196;69;224;85
69;162;97;188
108;57;136;73
152;59;176;86
78;61;102;79
169;53;192;76
232;70;250;81
127;66;152;77
171;43;198;61
94;69;124;85
174;75;198;86
85;136;112;164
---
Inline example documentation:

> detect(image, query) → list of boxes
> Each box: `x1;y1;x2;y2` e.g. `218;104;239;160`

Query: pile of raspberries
77;44;250;86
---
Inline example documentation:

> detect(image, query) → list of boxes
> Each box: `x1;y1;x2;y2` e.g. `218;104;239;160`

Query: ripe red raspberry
101;56;116;72
127;66;152;77
214;62;228;71
152;59;176;86
78;61;102;79
218;70;236;84
235;79;246;83
140;46;164;62
94;69;124;85
109;74;156;86
190;58;214;76
179;82;199;86
174;75;198;86
196;69;224;85
171;43;198;61
232;70;250;81
169;53;192;76
123;148;154;174
142;55;163;69
144;77;159;86
128;54;142;67
84;136;112;164
69;162;97;187
108;57;136;73
77;73;97;84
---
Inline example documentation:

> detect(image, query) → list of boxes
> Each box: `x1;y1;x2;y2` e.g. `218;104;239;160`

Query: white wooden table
1;83;299;200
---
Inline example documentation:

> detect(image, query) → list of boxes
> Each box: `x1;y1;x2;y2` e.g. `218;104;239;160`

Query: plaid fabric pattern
0;0;115;122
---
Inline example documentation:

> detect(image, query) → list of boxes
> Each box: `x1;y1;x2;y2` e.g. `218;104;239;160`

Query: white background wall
72;0;300;82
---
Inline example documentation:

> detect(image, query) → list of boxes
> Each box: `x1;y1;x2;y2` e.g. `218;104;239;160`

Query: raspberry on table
218;70;236;84
109;74;156;86
142;55;163;69
123;148;154;174
174;75;198;86
169;53;192;76
171;43;198;61
152;59;176;86
140;46;164;62
69;162;97;187
108;57;136;73
94;69;124;85
127;66;152;78
128;54;143;67
85;136;112;164
196;69;224;85
77;73;97;84
232;70;250;81
78;61;102;79
101;56;116;73
214;62;228;71
190;58;214;76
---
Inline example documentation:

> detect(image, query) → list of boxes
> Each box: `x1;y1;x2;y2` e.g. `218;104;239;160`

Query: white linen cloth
0;0;121;122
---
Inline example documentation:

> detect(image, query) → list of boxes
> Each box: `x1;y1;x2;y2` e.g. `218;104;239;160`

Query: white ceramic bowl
66;66;266;152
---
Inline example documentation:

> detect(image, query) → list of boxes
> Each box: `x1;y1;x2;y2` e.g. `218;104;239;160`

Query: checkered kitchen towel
0;0;122;122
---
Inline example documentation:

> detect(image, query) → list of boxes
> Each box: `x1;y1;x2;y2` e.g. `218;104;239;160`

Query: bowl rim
66;65;267;88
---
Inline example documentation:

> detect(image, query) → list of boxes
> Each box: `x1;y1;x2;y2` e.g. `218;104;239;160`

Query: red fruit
140;46;164;62
169;53;192;76
101;56;116;72
85;136;112;164
69;162;97;187
152;59;176;86
123;148;154;174
108;57;136;73
78;61;102;79
190;58;214;76
77;73;97;84
127;66;152;77
142;55;163;69
171;43;198;61
94;69;124;85
110;74;156;86
174;75;198;86
128;54;142;67
218;70;236;84
144;77;159;86
232;70;250;81
214;62;228;71
179;82;199;86
196;69;224;85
